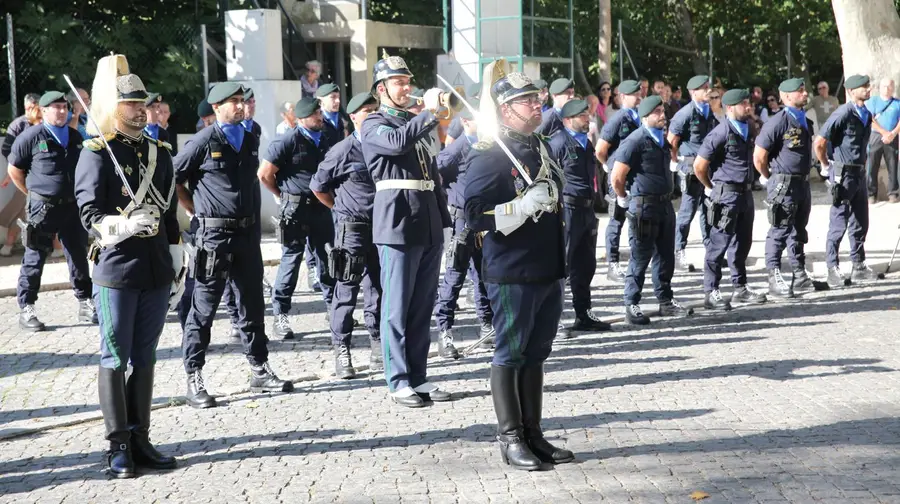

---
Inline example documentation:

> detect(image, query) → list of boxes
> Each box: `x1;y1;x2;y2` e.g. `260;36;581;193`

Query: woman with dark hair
760;91;783;123
596;81;614;123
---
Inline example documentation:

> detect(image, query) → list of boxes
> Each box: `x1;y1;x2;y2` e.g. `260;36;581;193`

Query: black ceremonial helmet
372;49;414;108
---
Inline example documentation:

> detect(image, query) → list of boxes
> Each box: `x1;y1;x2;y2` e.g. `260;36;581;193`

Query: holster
830;183;845;206
88;241;101;264
191;234;232;282
17;218;53;253
277;202;310;245
713;204;738;234
626;206;657;241
612;203;627;223
445;226;472;272
766;200;797;227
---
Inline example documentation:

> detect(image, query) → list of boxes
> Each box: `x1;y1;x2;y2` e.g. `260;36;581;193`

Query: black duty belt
29;192;76;205
197;215;256;229
773;173;810;182
341;221;372;232
562;195;593;208
283;193;319;205
632;193;672;203
835;163;864;171
722;183;751;193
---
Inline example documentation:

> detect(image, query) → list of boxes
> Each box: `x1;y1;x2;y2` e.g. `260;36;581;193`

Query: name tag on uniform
211;151;222;159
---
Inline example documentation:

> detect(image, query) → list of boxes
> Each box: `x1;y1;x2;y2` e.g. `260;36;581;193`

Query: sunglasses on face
600;87;611;92
767;98;777;103
709;96;720;100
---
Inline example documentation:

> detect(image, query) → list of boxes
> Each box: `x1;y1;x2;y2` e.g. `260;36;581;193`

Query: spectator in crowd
809;80;840;132
301;60;321;98
708;87;725;123
865;77;900;203
652;79;666;96
662;84;676;120
751;85;765;117
760;91;782;123
596;81;614;123
639;77;650;97
276;100;297;135
669;85;684;114
66;87;91;139
0;93;41;256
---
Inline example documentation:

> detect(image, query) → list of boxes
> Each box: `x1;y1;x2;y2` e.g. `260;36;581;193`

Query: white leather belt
375;180;435;192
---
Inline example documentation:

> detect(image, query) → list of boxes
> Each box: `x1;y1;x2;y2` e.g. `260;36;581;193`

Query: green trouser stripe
99;287;122;370
499;284;521;362
380;246;393;391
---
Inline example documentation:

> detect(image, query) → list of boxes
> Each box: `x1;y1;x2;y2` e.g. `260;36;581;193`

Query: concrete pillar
350;20;376;93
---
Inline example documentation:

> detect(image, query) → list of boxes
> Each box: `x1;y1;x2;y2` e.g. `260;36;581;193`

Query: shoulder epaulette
472;140;493;151
83;133;115;151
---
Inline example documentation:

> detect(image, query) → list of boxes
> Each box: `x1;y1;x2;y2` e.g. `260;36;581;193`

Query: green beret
722;88;750;106
38;91;66;107
618;80;641;95
532;79;548;90
845;74;870;90
316;83;339;97
686;75;710;90
144;92;162;107
549;78;574;95
244;88;254;100
346;92;377;114
207;82;244;105
560;99;589;118
294;96;320;119
197;99;214;118
467;83;482;97
458;98;479;120
778;78;805;93
409;87;425;98
638;95;664;118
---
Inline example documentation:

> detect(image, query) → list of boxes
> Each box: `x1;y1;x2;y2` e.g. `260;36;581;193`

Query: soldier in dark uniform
536;78;574;137
74;55;181;477
6;91;96;330
611;95;693;325
360;52;453;407
433;99;495;358
196;99;215;132
240;88;262;137
465;61;573;470
259;97;337;339
143;93;170;143
596;80;642;283
754;78;821;298
669;75;717;272
317;83;346;146
694;89;767;310
815;74;878;287
310;92;383;379
175;82;292;409
548;99;612;333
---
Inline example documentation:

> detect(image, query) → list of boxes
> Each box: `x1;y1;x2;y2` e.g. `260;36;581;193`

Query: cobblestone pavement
4;191;900;503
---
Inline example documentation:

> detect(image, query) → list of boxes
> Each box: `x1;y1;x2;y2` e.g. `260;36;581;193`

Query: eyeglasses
600;87;611;92
509;96;543;106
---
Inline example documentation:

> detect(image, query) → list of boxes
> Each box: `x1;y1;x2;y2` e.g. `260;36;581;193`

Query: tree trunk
669;0;707;75
597;0;612;84
832;0;900;96
573;51;594;95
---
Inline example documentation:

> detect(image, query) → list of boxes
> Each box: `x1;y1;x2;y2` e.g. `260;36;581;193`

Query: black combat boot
249;362;294;393
490;365;542;471
768;268;793;299
658;299;693;317
99;367;135;479
851;261;878;283
369;337;384;371
19;304;46;331
731;285;766;305
273;313;294;340
78;298;98;324
626;304;650;325
569;310;613;332
704;289;732;311
479;319;496;348
792;266;815;293
126;367;177;470
185;369;217;409
334;344;356;379
606;261;626;283
438;329;460;359
827;266;850;288
519;365;574;464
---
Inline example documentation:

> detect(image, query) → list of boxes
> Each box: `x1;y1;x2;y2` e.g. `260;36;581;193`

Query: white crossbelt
375;179;436;192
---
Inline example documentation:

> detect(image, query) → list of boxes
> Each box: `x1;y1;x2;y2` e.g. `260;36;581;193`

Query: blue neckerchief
352;131;360;142
465;134;478;145
566;128;588;150
785;106;807;130
854;104;870;126
728;118;749;141
297;125;321;146
322;110;340;129
43;122;69;149
241;119;255;132
625;108;639;125
542;104;551;112
218;121;245;151
144;123;160;140
694;100;710;119
643;125;664;147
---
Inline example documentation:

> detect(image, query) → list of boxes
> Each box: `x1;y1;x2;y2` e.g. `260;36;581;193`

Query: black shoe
491;365;542;471
658;299;693;317
731;285;766;305
273;313;294;340
519;365;574;464
851;261;878;283
626;304;650;325
827;266;850;288
792;267;816;293
99;367;135;479
249;362;294;393
705;289;733;311
334;345;356;379
675;249;696;273
479;320;496;348
392;390;426;408
78;298;98;324
369;338;384;371
186;370;217;409
768;268;794;299
607;261;626;283
19;304;46;331
570;310;612;331
229;326;241;339
414;383;452;402
126;367;177;470
438;329;460;360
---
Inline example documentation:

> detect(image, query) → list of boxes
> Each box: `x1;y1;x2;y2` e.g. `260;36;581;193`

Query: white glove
759;175;768;187
669;160;679;173
493;181;557;235
423;88;443;113
704;186;713;197
602;163;610;174
616;196;628;208
95;209;157;247
442;227;452;246
168;244;186;311
820;160;831;178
